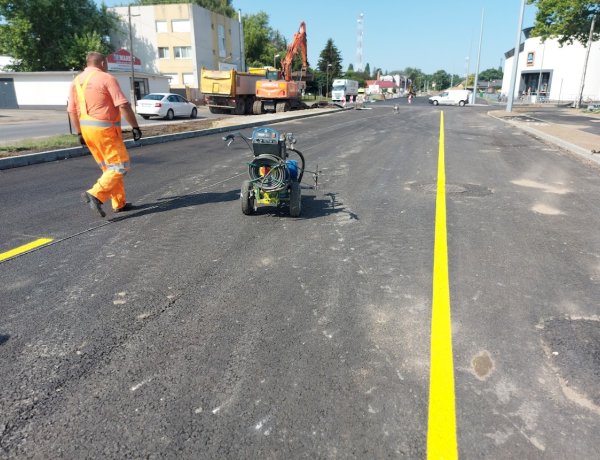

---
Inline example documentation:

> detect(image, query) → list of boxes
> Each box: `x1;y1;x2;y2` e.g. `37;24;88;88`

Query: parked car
428;89;471;107
136;93;198;120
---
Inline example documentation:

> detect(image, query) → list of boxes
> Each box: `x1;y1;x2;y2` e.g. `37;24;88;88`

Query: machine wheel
289;181;301;217
433;100;439;106
253;100;263;115
241;180;255;215
245;97;255;114
208;106;219;114
276;101;291;113
165;109;174;120
459;100;466;107
234;98;245;115
190;107;197;118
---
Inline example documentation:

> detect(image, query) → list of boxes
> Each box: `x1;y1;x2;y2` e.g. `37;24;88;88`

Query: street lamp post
274;53;280;69
326;63;332;99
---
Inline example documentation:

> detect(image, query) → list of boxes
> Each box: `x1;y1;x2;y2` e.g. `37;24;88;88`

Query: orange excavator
253;21;308;114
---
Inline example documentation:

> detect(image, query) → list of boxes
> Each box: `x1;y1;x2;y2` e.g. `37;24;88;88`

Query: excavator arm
280;21;307;82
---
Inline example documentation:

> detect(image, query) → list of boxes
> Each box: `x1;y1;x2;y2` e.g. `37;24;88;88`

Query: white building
109;3;244;98
502;27;600;103
0;70;169;109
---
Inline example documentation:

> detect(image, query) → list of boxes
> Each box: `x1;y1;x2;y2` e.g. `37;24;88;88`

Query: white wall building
502;28;600;103
0;71;169;109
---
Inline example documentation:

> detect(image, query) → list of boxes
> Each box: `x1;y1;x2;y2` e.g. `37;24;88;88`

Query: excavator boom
281;21;307;81
254;21;308;114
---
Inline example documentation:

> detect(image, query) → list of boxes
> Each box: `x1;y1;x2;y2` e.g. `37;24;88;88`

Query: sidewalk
489;106;600;166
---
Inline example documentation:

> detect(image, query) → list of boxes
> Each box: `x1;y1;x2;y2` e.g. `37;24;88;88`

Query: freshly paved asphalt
1;98;600;458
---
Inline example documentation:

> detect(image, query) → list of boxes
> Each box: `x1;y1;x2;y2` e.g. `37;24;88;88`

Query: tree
431;70;451;90
347;63;354;73
242;12;287;68
316;38;342;95
363;63;371;78
0;0;117;71
135;0;236;18
527;0;599;45
478;67;503;81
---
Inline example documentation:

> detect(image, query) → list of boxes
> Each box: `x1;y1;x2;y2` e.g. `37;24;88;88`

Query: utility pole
506;0;526;113
128;5;136;110
575;14;597;109
472;9;484;105
238;9;245;71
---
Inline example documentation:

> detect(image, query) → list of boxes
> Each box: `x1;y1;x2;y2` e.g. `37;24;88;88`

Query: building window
182;73;195;86
158;47;169;59
164;73;179;85
172;19;191;33
174;46;192;59
156;21;167;33
218;24;226;58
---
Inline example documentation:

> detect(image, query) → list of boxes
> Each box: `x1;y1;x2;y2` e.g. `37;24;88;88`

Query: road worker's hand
132;127;142;141
77;133;86;146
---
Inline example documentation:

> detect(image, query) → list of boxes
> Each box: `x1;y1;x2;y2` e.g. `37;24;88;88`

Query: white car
428;89;471;107
136;93;198;120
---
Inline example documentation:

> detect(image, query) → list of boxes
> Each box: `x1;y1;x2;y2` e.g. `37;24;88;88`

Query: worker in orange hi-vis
67;51;142;218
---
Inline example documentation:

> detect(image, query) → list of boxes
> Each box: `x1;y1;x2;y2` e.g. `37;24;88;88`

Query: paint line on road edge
427;110;458;459
0;238;54;262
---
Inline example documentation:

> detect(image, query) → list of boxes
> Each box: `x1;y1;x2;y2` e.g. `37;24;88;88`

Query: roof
365;80;396;88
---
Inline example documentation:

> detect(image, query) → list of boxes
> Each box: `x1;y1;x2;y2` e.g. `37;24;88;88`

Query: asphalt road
1;99;600;458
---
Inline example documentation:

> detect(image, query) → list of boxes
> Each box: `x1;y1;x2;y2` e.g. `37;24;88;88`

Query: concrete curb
488;112;600;167
0;107;345;170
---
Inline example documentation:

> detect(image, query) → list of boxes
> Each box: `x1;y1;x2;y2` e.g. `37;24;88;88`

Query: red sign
107;49;141;71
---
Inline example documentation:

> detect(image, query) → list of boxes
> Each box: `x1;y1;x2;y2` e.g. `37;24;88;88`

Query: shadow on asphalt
108;189;359;222
0;334;9;346
109;190;240;221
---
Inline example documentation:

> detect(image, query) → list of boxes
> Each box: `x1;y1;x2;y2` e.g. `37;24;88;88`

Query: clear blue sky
100;0;537;76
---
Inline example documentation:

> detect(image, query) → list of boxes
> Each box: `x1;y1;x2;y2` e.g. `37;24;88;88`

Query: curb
0;107;345;170
488;112;600;167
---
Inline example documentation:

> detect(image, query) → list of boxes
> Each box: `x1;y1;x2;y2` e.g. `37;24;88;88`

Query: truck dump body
200;68;266;115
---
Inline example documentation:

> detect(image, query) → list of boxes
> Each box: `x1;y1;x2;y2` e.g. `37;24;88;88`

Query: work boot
113;202;134;213
81;191;106;217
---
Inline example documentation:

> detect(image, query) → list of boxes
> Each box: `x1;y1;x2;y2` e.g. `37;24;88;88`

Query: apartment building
110;3;244;98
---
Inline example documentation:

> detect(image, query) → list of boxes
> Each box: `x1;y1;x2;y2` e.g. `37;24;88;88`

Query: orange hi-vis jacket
73;70;130;209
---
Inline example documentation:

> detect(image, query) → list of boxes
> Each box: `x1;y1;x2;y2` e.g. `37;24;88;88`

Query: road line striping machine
222;127;318;217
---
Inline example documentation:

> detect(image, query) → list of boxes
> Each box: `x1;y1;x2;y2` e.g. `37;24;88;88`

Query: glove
77;133;86;146
132;127;142;141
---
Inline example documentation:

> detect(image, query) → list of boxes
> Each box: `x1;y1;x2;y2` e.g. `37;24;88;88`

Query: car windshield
142;94;165;101
332;85;345;90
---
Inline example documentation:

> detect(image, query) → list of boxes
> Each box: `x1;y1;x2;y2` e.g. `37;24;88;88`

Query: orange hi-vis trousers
74;72;130;210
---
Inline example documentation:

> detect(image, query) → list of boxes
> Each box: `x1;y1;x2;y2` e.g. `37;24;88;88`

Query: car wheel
141;115;150;119
166;109;174;120
459;100;466;107
190;107;197;119
433;100;439;106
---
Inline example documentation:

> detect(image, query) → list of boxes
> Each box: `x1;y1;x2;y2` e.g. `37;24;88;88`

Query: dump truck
200;68;269;115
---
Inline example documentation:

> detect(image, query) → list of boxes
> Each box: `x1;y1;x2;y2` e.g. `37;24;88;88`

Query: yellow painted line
427;111;458;459
0;238;54;262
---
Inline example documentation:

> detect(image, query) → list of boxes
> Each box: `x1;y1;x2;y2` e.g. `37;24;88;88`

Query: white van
428;89;471;106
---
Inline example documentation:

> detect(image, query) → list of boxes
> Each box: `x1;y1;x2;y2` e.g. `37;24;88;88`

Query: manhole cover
540;316;600;407
409;183;492;197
